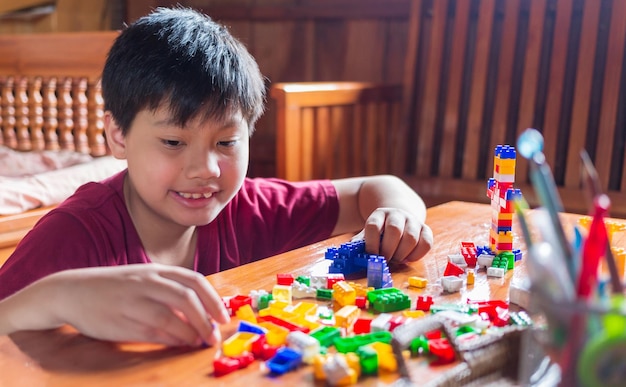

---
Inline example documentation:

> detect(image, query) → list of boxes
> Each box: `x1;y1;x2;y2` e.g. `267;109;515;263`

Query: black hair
101;7;266;135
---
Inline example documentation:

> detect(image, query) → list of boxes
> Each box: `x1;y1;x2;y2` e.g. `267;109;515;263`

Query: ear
104;112;127;159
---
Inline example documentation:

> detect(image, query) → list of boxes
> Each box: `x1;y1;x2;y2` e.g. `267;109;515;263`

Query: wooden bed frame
271;0;626;218
0;31;119;264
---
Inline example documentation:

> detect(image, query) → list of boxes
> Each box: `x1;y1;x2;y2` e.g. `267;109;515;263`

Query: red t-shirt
0;170;339;299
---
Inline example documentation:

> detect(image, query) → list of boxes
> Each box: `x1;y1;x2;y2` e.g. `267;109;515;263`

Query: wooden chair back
271;82;402;181
0;32;118;156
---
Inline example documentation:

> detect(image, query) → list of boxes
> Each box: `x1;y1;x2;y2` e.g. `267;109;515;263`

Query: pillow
0;145;94;177
0;156;127;215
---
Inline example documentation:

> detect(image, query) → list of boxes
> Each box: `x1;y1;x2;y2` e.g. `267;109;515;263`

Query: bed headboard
0;31;119;156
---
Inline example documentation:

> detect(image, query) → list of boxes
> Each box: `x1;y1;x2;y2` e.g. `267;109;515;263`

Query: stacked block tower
486;145;522;268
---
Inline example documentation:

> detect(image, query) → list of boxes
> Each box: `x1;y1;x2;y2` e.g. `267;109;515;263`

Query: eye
218;140;239;148
161;139;183;148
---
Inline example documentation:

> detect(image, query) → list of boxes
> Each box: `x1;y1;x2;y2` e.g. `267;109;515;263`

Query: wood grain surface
1;201;622;386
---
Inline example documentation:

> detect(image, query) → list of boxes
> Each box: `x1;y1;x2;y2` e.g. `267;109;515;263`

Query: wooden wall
1;0;411;177
0;0;123;33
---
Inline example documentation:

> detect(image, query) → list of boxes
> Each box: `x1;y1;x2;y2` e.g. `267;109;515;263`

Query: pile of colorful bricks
213;243;533;385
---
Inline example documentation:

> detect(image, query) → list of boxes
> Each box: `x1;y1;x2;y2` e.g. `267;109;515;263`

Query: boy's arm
0;264;229;346
331;175;433;264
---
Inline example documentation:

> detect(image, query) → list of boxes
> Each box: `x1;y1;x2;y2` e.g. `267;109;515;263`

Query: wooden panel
563;0;601;188
0;31;118;80
0;0;52;14
596;0;626;192
462;0;496;180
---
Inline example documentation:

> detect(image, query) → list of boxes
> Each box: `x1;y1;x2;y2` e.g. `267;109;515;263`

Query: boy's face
105;105;249;230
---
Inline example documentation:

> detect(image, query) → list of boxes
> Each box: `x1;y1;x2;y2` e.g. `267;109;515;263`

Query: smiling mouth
177;191;213;199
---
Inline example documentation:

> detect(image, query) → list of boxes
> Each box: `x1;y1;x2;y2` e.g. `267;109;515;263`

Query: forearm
0;276;64;335
356;175;426;222
332;175;426;235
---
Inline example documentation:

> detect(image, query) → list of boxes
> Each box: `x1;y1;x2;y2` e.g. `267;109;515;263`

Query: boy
0;8;432;347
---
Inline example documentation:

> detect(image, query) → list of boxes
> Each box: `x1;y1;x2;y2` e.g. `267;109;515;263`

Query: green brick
295;275;310;286
309;326;341;348
316;288;333;300
333;331;392;353
356;345;378;375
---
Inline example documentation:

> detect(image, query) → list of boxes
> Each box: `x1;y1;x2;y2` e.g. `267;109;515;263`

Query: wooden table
0;201;620;386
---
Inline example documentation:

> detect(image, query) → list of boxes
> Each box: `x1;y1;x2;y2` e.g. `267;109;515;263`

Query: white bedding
0;146;127;215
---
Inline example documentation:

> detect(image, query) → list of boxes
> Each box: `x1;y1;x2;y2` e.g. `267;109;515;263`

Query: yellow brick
408;276;428;288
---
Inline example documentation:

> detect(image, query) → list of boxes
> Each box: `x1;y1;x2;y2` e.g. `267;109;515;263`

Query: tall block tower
486;145;522;255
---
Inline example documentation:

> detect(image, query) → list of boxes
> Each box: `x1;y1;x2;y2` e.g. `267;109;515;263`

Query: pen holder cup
524;296;626;387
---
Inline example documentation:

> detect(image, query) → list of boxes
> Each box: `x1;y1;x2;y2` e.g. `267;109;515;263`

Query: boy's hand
353;207;433;264
2;264;229;347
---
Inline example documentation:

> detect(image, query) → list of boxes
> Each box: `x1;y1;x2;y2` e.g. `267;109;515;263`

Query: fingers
159;269;230;324
148;269;228;346
363;208;433;264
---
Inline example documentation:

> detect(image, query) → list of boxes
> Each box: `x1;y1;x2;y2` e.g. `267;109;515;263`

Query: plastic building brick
309;326;342;348
356;345;378;375
272;284;292;303
466;270;475;285
287;331;321;364
265;347;303;375
408;276;428;288
441;276;463;293
430;303;478;315
443;261;465;277
235;304;257;323
222;331;260;358
334;305;360;329
237;320;267;335
257;314;310;333
476;253;495;268
316;288;333;300
276;273;294;286
295;275;310;286
387;315;406;332
257;293;273;310
415;295;434;312
448;253;468;269
291;281;317;299
249;289;269;310
353;318;372;334
213;353;255;377
229;294;252;315
487;266;505;278
310;275;328;289
322;353;359;386
287;301;318;317
355;296;367;309
367;256;393;289
251;335;279;360
346;281;373;297
333;331;392;353
213;356;239;377
367;287;411;313
370;313;393;332
332;280;357;307
428;338;456;365
460;241;478;267
510;310;533;326
367;341;397;372
326;240;370;276
403;310;426;319
326;274;345;289
258;321;290;346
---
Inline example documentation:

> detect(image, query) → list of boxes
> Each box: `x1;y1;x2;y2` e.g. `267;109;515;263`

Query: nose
186;149;220;180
